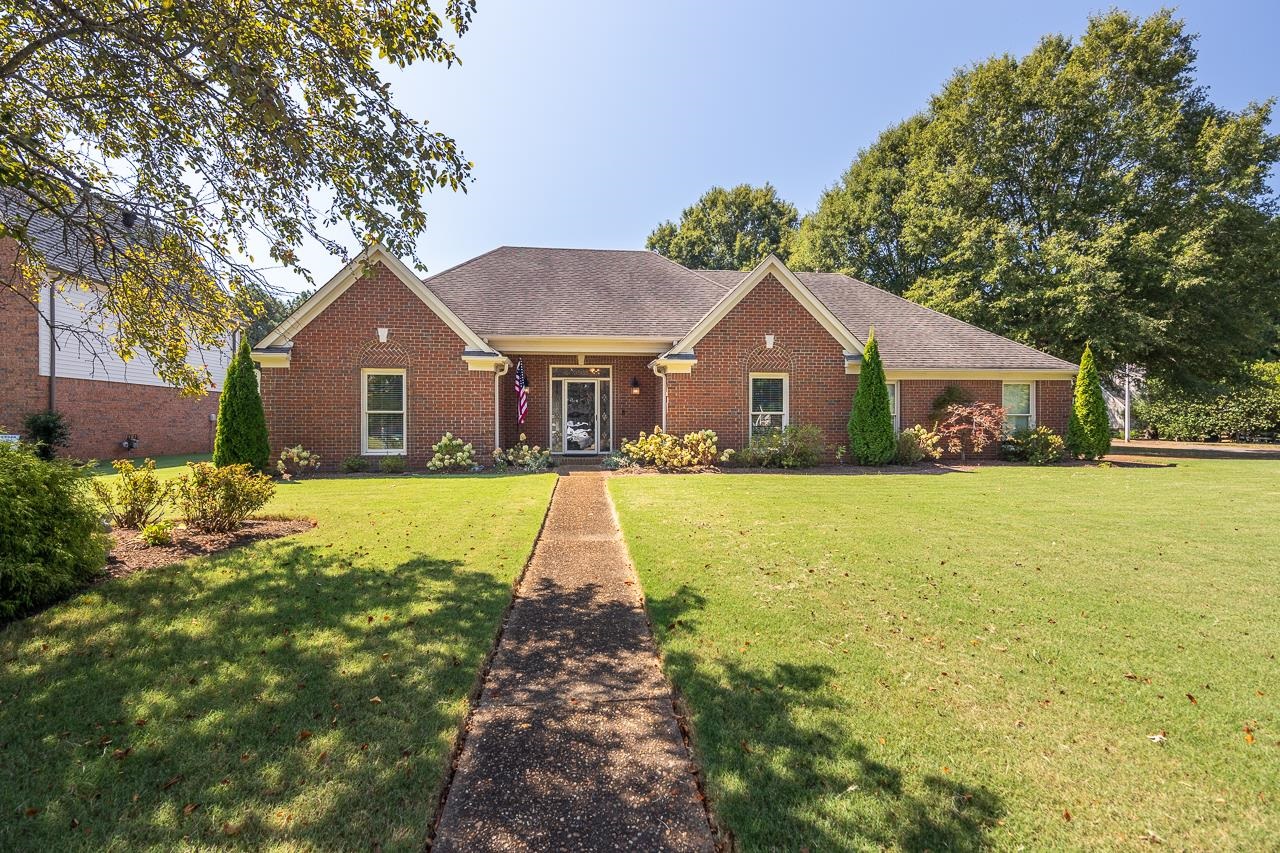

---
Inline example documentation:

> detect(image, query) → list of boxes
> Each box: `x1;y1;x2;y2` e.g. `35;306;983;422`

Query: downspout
649;362;668;432
661;372;667;432
493;360;510;451
46;281;56;410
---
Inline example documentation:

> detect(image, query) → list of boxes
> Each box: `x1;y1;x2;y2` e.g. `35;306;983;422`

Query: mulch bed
105;518;315;580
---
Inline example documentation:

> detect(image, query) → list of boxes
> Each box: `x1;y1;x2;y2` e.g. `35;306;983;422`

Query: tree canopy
647;183;799;271
792;10;1280;388
1;0;476;392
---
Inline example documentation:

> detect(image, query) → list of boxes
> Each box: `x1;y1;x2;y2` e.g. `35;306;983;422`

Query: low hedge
0;443;108;621
1135;363;1280;441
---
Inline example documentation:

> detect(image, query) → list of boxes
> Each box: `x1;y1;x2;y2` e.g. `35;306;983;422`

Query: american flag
514;359;528;424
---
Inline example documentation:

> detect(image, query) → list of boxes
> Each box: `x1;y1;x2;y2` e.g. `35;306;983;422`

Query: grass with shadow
1;474;555;850
612;459;1280;849
91;453;212;478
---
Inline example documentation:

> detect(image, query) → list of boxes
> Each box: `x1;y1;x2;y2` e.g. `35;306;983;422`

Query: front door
563;380;599;453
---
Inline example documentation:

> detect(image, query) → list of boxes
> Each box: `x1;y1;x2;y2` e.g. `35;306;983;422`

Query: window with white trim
362;369;406;454
1002;382;1033;433
886;381;900;431
749;373;788;439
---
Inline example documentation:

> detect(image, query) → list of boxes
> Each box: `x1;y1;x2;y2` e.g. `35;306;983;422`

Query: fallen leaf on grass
1063;808;1072;821
161;774;184;791
1244;726;1256;745
222;820;243;836
369;696;382;705
1186;694;1197;705
24;807;39;817
1147;731;1167;743
112;747;132;760
183;803;200;816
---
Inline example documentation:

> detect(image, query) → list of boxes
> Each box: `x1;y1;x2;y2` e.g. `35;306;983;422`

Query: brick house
253;244;1077;466
0;212;228;461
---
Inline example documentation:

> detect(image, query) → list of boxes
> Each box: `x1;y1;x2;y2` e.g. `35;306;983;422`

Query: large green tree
647;183;799;270
1;0;476;393
794;10;1280;388
790;116;932;294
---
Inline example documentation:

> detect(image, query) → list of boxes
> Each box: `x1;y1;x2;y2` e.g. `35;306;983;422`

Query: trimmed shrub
140;520;176;547
427;432;476;472
341;455;369;473
1000;426;1066;465
739;424;825;468
1135;363;1280;441
276;445;320;480
90;458;168;528
620;427;721;470
378;455;406;474
1066;344;1111;459
600;451;631;471
937;403;1005;460
848;330;895;465
172;462;275;533
22;410;70;460
894;426;943;464
213;339;270;470
0;443;108;620
493;434;553;472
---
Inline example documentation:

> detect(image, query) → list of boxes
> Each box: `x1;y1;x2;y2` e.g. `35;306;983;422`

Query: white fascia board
665;255;864;359
256;242;496;356
484;335;674;356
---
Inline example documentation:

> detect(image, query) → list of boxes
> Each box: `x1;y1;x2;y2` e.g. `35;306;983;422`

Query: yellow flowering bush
619;427;721;470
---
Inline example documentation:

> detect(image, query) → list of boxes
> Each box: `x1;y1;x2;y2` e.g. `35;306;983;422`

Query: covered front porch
496;354;663;455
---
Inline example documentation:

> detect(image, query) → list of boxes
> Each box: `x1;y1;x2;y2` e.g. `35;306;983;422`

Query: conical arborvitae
1066;343;1111;459
213;338;271;470
848;329;896;465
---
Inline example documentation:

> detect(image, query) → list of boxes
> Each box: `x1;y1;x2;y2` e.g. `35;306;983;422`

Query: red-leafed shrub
937;403;1005;460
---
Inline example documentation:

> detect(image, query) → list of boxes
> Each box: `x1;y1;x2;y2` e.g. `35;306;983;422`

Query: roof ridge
494;245;654;254
646;251;734;291
810;271;1077;369
420;244;508;284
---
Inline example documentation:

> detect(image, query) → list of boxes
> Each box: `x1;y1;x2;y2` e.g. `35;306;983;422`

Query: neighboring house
0;211;229;460
253;244;1077;466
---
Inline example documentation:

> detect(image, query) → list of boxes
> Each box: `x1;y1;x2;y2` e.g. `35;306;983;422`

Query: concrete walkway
432;472;716;852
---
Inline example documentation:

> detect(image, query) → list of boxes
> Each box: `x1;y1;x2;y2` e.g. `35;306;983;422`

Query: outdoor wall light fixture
630;377;641;396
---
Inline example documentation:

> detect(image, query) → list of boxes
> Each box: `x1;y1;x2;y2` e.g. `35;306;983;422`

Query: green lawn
1;474;554;850
611;460;1279;850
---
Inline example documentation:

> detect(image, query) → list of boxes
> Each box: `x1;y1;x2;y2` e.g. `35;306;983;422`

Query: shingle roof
1;187;146;281
423;246;730;339
696;269;1076;371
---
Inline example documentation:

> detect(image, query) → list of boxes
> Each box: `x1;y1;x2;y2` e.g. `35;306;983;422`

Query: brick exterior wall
664;274;858;461
258;260;495;470
254;263;1075;467
1;239;219;461
497;355;661;452
1035;380;1073;434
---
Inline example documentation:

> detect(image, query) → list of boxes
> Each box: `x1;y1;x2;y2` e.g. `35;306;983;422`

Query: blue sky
268;0;1280;293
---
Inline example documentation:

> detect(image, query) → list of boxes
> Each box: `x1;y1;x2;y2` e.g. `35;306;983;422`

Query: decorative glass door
549;366;611;454
563;380;598;453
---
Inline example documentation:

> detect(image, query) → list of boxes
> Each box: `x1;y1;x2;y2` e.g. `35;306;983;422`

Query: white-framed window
1002;382;1034;433
886;381;900;432
362;368;406;454
749;373;788;439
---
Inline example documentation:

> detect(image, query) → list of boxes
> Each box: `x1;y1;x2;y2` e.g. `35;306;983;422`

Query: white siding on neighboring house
36;285;231;391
